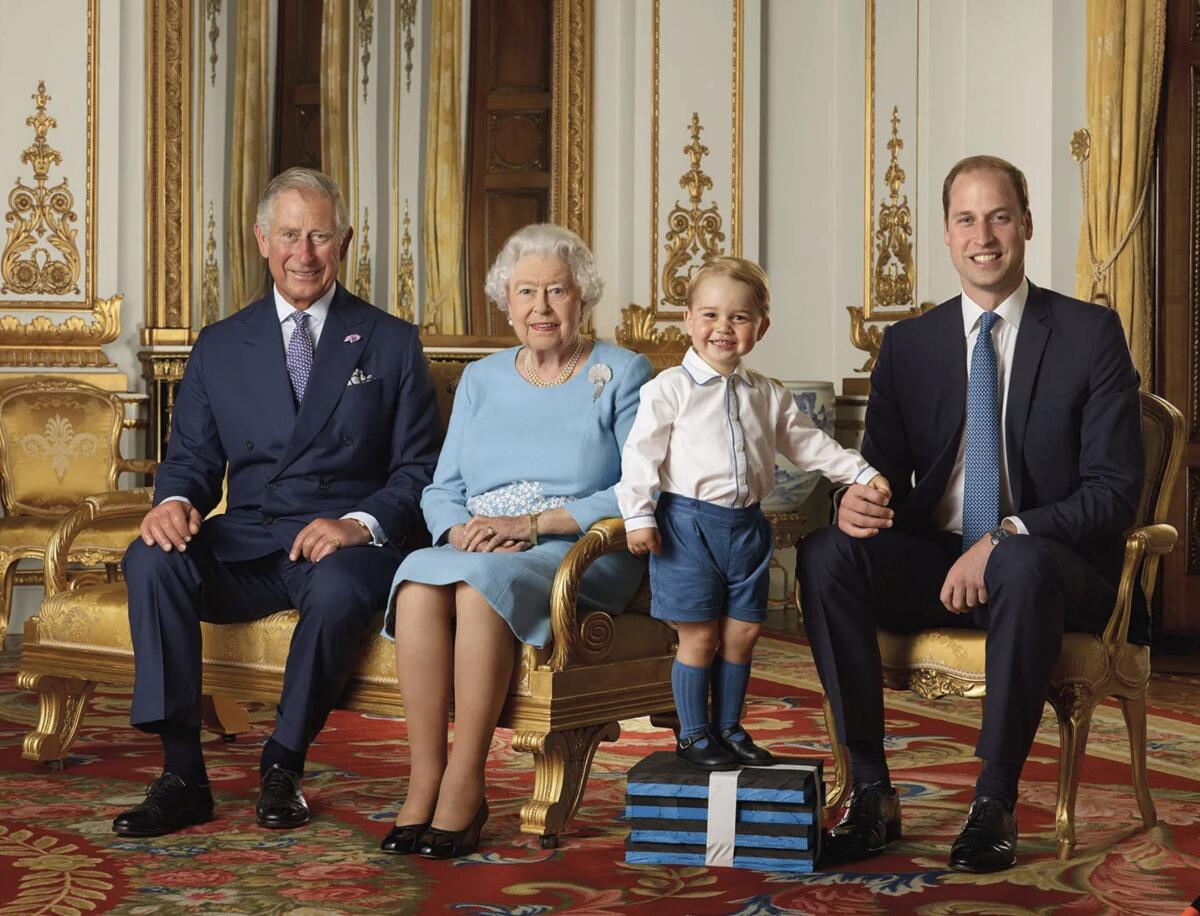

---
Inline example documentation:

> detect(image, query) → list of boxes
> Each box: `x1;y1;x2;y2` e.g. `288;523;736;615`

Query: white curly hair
484;223;604;314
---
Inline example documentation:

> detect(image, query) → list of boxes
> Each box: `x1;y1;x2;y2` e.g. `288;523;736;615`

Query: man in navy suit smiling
798;156;1143;872
114;168;440;837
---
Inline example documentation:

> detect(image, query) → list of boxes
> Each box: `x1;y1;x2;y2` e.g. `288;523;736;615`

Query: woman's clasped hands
450;515;532;553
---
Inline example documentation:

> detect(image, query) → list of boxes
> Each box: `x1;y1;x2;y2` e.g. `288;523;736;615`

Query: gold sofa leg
0;550;16;648
514;722;620;848
1049;688;1096;860
822;693;851;816
201;694;252;741
17;672;96;765
1119;693;1158;830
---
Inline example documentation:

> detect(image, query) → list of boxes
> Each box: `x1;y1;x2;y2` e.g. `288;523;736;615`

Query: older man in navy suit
798;156;1143;872
113;168;440;837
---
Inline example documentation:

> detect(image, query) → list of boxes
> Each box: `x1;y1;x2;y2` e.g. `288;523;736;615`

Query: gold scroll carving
0;296;120;369
357;0;374;103
396;201;415;322
660;113;726;311
2;83;81;299
201;203;220;327
399;0;416;94
614;304;689;374
355;208;372;300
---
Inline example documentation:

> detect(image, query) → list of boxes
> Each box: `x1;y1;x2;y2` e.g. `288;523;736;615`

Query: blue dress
383;342;653;647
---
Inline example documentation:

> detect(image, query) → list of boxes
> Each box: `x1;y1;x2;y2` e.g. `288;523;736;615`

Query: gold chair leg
822;693;851;815
513;722;620;848
200;694;251;741
1050;689;1096;860
0;550;16;649
17;672;96;765
1119;693;1158;830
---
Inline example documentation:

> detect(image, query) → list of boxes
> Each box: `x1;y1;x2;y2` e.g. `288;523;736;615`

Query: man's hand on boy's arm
867;474;892;498
627;527;661;556
836;482;894;539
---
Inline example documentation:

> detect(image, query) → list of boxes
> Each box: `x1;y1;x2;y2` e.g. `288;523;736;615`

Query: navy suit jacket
153;284;441;562
863;282;1145;637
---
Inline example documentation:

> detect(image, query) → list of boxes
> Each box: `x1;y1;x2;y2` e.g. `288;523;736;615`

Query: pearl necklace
524;337;586;388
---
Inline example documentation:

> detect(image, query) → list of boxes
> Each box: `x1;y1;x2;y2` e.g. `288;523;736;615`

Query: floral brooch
588;363;613;401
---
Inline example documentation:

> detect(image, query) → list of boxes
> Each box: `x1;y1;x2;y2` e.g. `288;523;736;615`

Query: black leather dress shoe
718;725;775;765
256;765;309;829
112;773;214;837
417;800;489;859
824;782;901;862
381;820;433;855
949;795;1017;872
676;729;739;770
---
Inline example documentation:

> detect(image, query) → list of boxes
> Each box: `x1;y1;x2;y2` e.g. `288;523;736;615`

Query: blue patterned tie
286;311;314;403
962;310;1000;551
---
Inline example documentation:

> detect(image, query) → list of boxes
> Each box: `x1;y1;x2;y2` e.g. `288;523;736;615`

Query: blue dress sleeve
420;362;475;544
565;352;654;532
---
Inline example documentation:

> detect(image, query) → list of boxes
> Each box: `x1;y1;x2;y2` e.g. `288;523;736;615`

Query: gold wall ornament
396;201;415;322
659;113;726;311
206;0;222;85
614;304;689;373
357;0;374;103
872;106;915;308
201;202;220;327
354;208;372;300
550;0;593;246
0;295;121;368
399;0;416;94
2;83;82;298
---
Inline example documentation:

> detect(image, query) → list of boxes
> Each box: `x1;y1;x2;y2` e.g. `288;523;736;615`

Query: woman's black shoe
380;820;432;855
719;725;776;765
416;800;489;859
675;729;739;770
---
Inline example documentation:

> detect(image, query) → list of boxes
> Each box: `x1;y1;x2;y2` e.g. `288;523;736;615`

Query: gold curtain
1075;0;1166;381
228;1;272;311
422;0;466;334
321;0;352;286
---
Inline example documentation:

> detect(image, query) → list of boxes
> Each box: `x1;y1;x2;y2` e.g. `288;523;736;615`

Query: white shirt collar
960;277;1027;335
680;346;754;386
274;283;336;325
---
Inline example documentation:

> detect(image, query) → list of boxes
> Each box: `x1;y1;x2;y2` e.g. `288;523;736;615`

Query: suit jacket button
244;440;254;451
319;483;329;492
342;436;354;447
264;515;274;524
268;482;277;490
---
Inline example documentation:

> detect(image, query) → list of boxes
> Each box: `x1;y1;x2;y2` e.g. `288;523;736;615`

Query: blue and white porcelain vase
763;380;838;512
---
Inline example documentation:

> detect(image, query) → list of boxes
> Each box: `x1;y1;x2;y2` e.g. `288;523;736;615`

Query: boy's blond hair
685;256;770;316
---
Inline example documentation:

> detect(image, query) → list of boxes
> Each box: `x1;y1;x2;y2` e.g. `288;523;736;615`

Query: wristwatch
988;524;1013;547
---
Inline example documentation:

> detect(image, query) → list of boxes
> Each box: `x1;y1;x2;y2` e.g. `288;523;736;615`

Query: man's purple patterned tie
286;311;314;404
961;310;1000;551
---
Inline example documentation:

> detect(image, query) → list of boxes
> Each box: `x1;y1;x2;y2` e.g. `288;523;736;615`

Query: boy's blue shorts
649;492;773;624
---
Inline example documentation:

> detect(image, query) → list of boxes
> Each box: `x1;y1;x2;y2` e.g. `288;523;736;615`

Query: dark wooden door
1155;0;1200;646
273;0;325;175
464;0;554;338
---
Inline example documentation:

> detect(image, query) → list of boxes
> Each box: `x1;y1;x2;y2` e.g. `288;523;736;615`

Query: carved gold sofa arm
546;518;634;672
43;488;153;598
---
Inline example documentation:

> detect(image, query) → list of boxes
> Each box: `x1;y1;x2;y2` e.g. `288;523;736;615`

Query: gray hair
484;223;604;314
255;167;350;241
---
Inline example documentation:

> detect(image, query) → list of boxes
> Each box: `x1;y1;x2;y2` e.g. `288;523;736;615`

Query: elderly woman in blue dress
379;224;652;859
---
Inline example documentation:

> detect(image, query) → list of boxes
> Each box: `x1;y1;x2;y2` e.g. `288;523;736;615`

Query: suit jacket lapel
932;296;968;454
274;285;374;475
239;297;297;447
1006;281;1050;512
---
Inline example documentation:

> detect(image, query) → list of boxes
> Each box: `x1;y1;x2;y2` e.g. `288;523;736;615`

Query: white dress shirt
617;348;878;531
165;283;384;546
930;278;1029;537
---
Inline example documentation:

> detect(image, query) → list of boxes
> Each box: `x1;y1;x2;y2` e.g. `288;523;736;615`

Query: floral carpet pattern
1;633;1199;915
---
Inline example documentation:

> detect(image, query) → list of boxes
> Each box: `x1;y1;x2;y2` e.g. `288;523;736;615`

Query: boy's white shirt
616;347;878;531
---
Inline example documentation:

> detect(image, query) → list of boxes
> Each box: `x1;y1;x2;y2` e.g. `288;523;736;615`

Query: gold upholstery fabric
0;515;138;556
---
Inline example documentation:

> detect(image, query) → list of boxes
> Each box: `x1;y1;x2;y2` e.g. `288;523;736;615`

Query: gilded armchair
0;379;153;648
819;391;1184;860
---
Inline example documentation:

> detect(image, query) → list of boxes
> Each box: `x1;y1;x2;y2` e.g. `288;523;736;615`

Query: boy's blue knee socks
711;655;751;739
671;660;711;743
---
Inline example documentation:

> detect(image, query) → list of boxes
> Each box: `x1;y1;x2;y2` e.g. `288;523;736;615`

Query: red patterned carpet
1;632;1199;915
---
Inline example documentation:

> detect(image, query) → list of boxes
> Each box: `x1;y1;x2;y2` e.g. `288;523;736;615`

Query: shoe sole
675;756;740;771
257;816;310;829
947;855;1016;873
112;811;214;838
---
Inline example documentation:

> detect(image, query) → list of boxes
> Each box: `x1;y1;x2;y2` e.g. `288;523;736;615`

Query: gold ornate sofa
0;379;154;649
17;360;677;847
819;391;1185;860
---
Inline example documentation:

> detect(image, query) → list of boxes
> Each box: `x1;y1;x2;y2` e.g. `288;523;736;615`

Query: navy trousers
796;526;1115;767
123;529;400;752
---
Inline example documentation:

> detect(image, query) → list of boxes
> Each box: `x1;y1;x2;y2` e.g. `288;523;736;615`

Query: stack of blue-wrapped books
623;751;823;873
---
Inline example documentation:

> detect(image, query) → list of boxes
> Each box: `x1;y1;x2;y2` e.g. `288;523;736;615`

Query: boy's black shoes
676;728;739;770
112;773;214;837
718;726;776;765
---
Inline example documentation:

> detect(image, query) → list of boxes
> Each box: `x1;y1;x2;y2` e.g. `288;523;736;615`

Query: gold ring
331;537;343;550
486;526;495;537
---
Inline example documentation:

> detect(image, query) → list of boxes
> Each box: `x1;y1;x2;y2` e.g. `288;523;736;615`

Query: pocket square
344;334;361;343
348;369;376;386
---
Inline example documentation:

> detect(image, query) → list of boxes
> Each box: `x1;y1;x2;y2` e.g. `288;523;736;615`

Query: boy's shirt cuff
623;514;658;532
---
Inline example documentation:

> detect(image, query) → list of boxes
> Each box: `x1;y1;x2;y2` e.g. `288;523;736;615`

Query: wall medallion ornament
396;201;415;322
201;202;220;327
399;0;416;94
2;82;81;298
206;0;222;85
660;112;726;311
355;208;372;300
357;0;374;103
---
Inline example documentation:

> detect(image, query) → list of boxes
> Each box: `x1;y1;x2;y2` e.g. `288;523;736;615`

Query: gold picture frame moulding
1;0;98;312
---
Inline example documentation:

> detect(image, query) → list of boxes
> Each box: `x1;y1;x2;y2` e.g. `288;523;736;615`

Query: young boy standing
616;257;891;770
